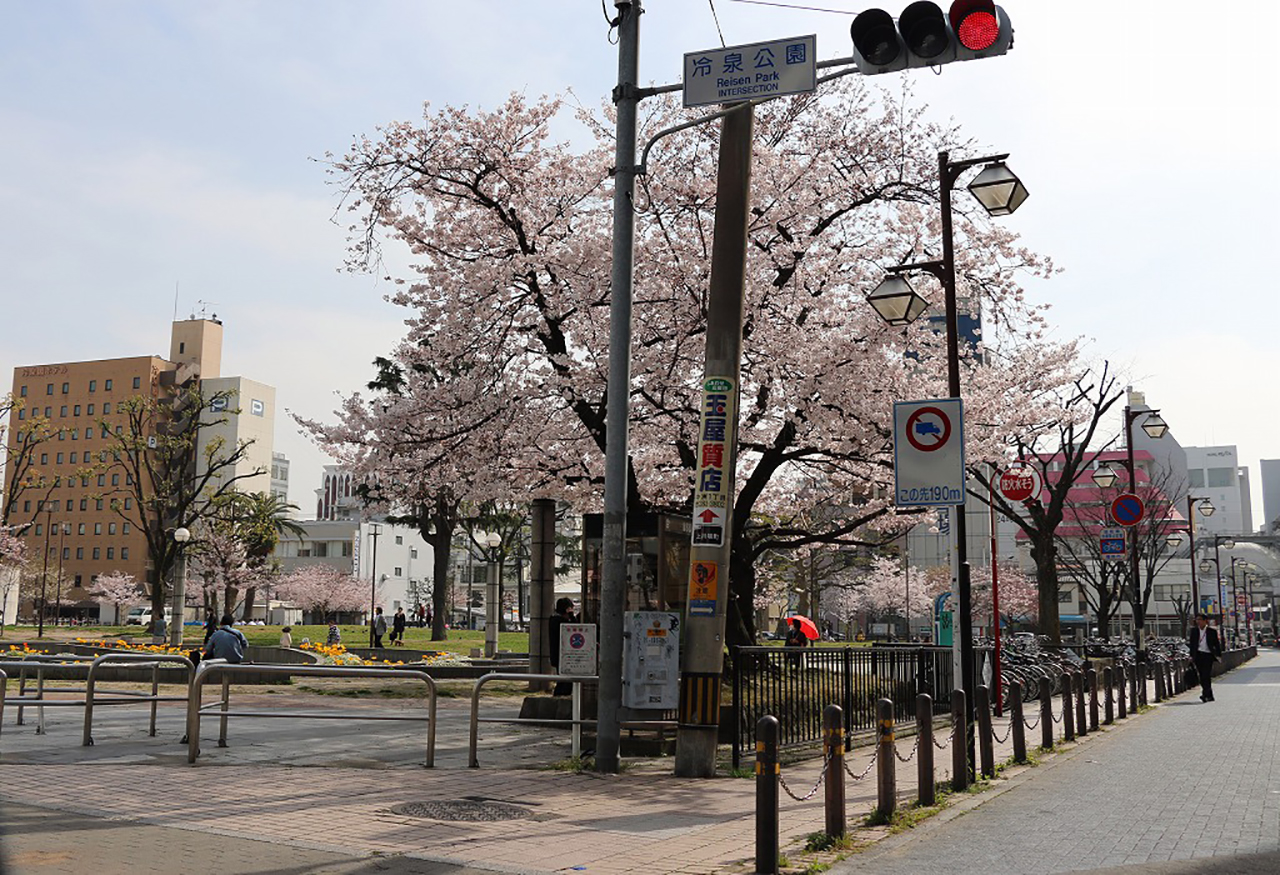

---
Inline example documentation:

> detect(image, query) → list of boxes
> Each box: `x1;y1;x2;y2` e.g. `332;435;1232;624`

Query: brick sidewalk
0;670;1138;875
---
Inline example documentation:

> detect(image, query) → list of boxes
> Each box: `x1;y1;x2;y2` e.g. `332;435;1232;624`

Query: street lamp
1116;404;1168;657
1091;463;1118;489
367;523;382;647
1184;495;1214;612
169;526;191;646
484;532;502;659
867;149;1028;774
867;275;929;326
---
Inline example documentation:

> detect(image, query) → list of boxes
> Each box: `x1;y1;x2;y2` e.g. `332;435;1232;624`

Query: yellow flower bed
73;637;191;655
299;641;466;668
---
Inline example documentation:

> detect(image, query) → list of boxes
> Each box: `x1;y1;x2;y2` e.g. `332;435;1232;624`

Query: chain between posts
843;744;879;781
1022;710;1042;730
778;750;832;802
932;721;957;750
990;721;1012;745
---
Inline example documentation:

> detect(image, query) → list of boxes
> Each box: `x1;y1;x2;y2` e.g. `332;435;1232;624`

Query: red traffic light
950;0;1001;51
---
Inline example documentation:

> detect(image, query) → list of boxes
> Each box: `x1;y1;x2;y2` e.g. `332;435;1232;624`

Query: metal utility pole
38;510;51;637
597;0;642;774
675;102;754;778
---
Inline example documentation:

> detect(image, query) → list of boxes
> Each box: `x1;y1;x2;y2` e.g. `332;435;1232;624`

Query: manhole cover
391;801;533;822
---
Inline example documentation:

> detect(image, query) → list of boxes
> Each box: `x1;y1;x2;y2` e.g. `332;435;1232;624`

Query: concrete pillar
529;499;557;687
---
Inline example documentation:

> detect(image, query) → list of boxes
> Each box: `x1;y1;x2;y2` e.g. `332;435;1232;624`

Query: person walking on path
203;614;248;664
372;607;387;648
391;607;407;645
1189;613;1223;702
548;598;576;696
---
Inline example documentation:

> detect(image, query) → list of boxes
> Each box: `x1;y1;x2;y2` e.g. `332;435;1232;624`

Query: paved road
834;649;1280;874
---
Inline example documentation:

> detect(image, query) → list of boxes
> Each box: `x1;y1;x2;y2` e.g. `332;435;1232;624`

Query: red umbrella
788;615;820;640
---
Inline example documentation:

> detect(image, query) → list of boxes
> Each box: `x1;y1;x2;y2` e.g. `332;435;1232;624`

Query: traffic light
850;1;1013;75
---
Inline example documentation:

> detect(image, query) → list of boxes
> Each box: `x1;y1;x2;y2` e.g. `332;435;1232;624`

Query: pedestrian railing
185;662;438;767
0;652;195;742
751;650;1228;875
469;672;597;768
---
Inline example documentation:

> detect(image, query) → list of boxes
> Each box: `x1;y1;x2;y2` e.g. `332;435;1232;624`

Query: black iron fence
730;645;984;768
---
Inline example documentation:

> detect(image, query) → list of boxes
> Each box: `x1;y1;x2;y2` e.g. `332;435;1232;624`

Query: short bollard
1074;672;1087;737
1103;667;1114;725
1009;680;1027;764
1061;673;1075;742
823;704;845;839
755;715;780;875
1117;665;1128;719
1088;668;1099;732
976;685;995;779
1168;663;1177;695
917;693;935;806
1039;677;1053;750
1131;662;1142;708
1154;663;1165;702
951;689;969;792
876;698;896;820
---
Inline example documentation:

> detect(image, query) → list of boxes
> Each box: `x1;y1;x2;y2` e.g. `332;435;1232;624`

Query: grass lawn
3;624;531;657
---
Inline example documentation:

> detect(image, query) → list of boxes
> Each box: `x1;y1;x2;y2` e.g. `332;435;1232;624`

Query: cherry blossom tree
186;523;255;617
90;571;143;623
0;526;25;631
276;565;374;623
304;84;1069;646
969;561;1039;631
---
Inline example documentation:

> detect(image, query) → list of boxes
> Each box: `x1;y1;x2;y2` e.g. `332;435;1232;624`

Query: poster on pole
691;377;735;549
559;623;597;677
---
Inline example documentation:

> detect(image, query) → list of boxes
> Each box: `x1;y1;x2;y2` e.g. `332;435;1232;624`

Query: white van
124;606;172;626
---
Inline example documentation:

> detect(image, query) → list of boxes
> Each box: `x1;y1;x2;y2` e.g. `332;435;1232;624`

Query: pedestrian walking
372;606;387;648
549;597;576;696
203;614;248;664
416;604;426;628
1188;613;1223;702
391;607;407;645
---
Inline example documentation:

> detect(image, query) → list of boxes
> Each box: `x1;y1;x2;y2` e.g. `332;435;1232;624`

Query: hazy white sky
2;1;1277;525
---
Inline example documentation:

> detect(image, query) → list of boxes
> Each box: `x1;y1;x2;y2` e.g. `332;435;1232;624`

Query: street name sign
683;35;817;108
1100;526;1126;563
893;398;965;507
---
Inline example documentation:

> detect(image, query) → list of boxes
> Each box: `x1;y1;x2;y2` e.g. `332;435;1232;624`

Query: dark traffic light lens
956;10;999;50
900;2;949;58
851;9;902;66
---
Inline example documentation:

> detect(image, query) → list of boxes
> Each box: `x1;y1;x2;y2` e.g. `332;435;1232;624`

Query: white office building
1185;446;1253;537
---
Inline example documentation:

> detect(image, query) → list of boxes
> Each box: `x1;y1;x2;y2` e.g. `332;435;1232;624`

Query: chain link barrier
893;734;920;763
778;751;832;803
990;721;1012;745
1022;710;1041;730
932;723;956;750
842;744;878;782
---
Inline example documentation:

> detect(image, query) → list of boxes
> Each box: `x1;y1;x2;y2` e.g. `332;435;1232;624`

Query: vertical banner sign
352;532;361;576
691;378;735;551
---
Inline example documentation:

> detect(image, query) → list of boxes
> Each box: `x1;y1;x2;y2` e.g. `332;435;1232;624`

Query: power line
727;0;854;14
708;0;727;47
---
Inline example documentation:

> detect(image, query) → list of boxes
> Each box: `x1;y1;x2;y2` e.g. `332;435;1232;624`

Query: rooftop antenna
193;299;215;320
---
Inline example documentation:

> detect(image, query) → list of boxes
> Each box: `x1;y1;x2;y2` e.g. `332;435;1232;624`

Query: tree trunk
423;508;453;642
1030;534;1061;643
727;537;757;649
241;585;257;622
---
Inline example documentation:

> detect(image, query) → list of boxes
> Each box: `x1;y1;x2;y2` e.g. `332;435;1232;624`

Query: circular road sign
998;466;1042;502
1111;493;1145;527
568;631;586;649
905;406;952;453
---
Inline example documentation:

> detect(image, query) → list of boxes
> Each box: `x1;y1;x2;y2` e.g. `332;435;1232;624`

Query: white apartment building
1185;446;1253;537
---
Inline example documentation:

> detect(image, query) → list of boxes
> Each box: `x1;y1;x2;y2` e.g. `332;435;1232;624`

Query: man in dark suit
1188;613;1223;702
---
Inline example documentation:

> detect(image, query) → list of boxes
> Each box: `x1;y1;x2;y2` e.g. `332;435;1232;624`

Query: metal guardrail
469;672;596;768
82;652;195;746
186;662;438;767
0;652;194;741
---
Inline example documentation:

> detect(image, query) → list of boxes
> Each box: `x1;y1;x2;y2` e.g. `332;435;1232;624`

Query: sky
2;1;1277;527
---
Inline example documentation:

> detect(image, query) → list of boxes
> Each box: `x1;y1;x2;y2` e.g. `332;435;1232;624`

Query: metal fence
730;645;979;768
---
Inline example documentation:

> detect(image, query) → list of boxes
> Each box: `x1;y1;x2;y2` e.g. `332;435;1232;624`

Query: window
395;535;404;545
86;404;93;415
179;341;185;353
62;523;71;535
62;547;70;560
410;548;418;559
60;405;67;417
1189;469;1205;488
125;473;132;485
132;377;140;389
61;382;69;394
124;498;132;510
341;541;352;557
79;499;87;511
71;429;78;440
97;475;105;487
96;499;104;510
94;523;102;535
56;453;64;464
40;453;48;464
92;547;100;560
1207;467;1234;488
46;384;53;395
111;474;119;486
17;409;23;420
23;500;30;512
106;548;114;560
78;523;86;535
89;380;97;392
121;547;129;560
76;547;83;560
19;385;26;397
312;542;329;557
394;566;403;577
108;523;116;535
122;523;130;534
50;500;59;511
74;405;80;416
1057;589;1075;604
103;402;111;414
44;406;51;418
34;524;42;536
